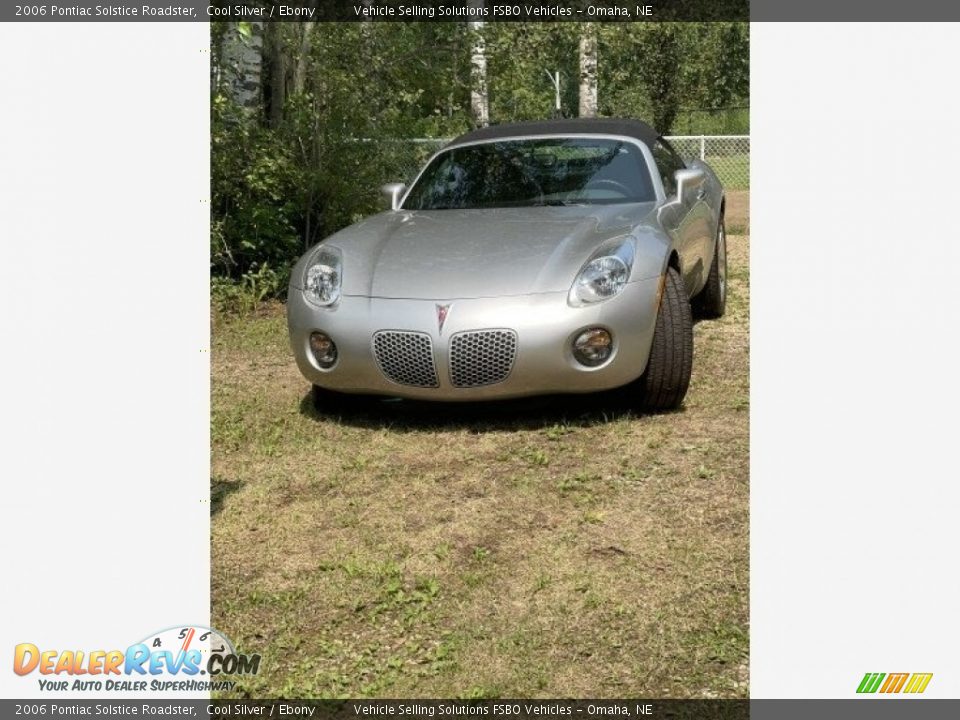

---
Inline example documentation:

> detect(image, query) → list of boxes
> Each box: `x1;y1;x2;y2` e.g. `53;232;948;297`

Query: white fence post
700;135;706;161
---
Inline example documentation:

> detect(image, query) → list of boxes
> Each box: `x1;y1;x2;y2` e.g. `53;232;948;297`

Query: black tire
637;266;693;412
693;214;727;319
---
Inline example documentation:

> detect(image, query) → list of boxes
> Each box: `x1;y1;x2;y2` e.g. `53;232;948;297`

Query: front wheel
636;267;694;412
693;215;727;319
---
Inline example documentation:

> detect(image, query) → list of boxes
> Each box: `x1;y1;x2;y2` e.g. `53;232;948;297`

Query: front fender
690;158;725;227
630;225;675;282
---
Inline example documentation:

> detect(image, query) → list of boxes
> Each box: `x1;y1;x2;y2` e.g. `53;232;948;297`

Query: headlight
303;246;342;307
569;240;634;306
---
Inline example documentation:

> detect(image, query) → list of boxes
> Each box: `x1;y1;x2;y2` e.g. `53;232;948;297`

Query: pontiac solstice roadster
287;119;727;411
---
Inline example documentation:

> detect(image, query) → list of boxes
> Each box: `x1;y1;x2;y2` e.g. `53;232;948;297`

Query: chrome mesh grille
449;330;518;388
373;331;439;388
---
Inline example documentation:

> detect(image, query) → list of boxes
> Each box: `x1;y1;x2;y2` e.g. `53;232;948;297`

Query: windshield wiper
537;199;586;207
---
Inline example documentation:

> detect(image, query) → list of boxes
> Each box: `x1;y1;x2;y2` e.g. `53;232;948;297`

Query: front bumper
287;278;662;401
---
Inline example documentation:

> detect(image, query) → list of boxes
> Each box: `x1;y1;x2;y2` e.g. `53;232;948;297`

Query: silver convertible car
288;119;727;412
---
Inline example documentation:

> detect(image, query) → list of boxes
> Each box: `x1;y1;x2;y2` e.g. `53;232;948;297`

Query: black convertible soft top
447;118;661;149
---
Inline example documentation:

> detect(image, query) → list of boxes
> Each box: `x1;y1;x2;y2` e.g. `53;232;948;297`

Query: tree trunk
468;7;489;127
221;21;264;115
579;27;598;118
268;24;286;126
292;21;315;95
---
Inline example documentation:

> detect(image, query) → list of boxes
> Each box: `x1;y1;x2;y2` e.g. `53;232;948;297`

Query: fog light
573;328;613;367
309;331;338;368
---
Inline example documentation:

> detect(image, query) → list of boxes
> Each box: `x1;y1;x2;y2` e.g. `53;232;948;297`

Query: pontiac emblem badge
436;303;451;334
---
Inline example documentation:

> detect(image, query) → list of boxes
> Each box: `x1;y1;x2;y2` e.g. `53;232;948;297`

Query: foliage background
210;21;749;306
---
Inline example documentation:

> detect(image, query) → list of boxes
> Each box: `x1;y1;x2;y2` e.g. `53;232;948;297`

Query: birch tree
468;2;489;127
579;25;598;118
221;21;264;115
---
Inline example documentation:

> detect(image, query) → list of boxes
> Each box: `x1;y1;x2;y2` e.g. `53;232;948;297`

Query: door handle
696;187;706;200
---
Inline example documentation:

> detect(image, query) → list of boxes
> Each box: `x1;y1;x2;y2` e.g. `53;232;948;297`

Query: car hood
315;203;660;300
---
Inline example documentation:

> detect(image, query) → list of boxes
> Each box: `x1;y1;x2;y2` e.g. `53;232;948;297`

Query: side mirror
674;168;706;200
381;183;407;211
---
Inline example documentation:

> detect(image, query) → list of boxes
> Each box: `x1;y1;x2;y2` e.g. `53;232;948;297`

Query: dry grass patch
725;190;750;236
212;194;749;698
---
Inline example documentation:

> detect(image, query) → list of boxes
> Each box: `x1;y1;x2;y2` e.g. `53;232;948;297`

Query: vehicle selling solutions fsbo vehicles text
350;4;653;19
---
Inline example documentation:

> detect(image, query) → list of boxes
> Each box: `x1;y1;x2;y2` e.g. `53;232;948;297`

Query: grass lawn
211;191;750;698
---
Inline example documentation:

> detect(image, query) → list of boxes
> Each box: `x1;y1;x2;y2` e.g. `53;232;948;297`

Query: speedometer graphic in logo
136;625;236;676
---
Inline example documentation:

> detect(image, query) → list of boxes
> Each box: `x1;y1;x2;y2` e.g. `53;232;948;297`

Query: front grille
373;331;439;388
449;330;518;388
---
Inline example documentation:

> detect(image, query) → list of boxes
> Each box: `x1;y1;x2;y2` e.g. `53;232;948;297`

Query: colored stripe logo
903;673;934;694
857;672;933;694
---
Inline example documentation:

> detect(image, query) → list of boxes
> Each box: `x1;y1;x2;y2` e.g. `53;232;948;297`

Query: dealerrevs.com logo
856;672;933;694
13;625;260;693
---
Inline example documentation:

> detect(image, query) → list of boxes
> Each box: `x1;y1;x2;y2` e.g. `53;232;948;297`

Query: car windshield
402;137;656;210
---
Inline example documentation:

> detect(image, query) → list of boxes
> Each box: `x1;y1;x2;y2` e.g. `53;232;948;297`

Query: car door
652;139;712;296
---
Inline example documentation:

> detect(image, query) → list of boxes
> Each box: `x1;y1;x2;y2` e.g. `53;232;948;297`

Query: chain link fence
666;135;750;190
355;134;749;193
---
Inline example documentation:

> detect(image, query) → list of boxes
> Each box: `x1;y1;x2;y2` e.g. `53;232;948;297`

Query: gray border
750;0;960;20
2;700;959;718
7;0;960;22
752;699;960;719
0;1;749;23
6;1;959;22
